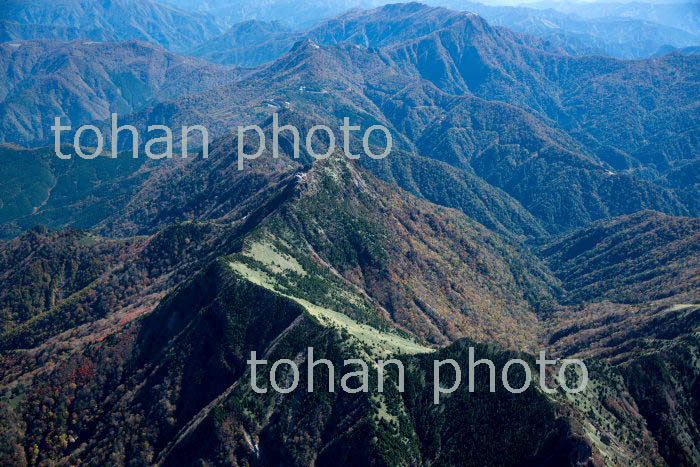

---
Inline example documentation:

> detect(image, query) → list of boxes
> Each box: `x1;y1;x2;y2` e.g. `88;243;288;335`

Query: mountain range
432;0;700;58
182;1;700;62
11;3;693;235
533;0;700;36
0;39;240;147
2;151;699;464
1;2;700;466
2;0;699;60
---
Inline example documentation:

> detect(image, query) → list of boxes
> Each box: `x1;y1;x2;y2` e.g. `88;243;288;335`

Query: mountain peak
301;151;366;194
290;38;322;52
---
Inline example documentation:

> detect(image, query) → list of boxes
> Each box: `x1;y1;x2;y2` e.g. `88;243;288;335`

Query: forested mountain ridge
72;5;700;234
3;156;696;466
1;3;700;466
0;39;240;147
0;0;224;52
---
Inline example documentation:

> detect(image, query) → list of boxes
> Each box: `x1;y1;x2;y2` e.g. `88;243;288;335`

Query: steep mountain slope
377;81;689;231
191;4;472;66
546;301;700;467
0;39;239;147
1;120;698;467
542;211;700;305
0;157;682;466
379;7;700;166
541;211;700;465
251;4;700;177
164;0;700;48
0;144;557;350
0;114;312;238
191;2;567;67
0;221;229;352
152;326;658;466
0;227;135;335
0;142;314;348
227;155;559;348
5;0;697;62
3;195;696;466
0;260;596;466
0;145;150;238
0;0;223;52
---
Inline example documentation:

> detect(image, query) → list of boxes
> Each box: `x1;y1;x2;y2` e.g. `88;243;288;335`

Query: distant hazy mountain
161;0;384;29
533;1;700;36
654;44;700;56
433;1;700;58
190;20;300;66
0;0;224;52
0;19;121;44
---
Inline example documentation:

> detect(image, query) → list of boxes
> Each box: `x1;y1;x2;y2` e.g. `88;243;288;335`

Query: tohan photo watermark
51;113;393;169
248;347;588;404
